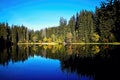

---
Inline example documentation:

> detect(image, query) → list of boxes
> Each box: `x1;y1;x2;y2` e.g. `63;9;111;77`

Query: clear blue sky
0;0;105;30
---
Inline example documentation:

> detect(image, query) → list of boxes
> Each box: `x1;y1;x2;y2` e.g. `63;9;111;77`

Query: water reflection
0;44;119;80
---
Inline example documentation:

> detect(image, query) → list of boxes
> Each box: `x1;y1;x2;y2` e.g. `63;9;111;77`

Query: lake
0;44;119;80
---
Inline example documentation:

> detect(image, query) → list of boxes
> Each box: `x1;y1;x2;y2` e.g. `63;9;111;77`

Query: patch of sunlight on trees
91;33;100;42
55;38;62;43
47;38;52;43
66;32;73;43
51;34;55;42
43;37;48;42
38;40;42;43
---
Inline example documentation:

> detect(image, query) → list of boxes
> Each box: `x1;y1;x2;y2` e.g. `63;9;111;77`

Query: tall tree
77;10;95;42
95;0;120;42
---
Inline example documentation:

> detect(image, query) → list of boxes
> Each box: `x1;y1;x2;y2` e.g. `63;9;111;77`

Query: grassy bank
17;42;59;45
71;42;120;45
17;42;120;45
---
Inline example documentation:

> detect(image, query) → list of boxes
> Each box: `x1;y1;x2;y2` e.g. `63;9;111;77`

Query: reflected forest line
0;44;119;79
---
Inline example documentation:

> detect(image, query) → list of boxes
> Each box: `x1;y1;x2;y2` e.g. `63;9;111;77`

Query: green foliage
65;32;73;43
75;10;95;42
95;0;120;42
91;33;100;42
59;17;67;27
0;0;120;43
43;37;48;42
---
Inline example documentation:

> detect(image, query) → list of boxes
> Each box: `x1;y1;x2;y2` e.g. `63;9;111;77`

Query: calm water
0;44;119;80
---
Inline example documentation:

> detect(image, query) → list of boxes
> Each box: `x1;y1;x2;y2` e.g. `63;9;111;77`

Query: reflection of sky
0;0;105;30
0;56;94;80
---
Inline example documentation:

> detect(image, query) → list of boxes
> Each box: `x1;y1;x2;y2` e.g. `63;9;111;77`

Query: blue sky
0;0;105;30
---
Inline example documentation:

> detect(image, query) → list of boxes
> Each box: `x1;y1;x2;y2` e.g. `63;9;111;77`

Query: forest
0;0;120;45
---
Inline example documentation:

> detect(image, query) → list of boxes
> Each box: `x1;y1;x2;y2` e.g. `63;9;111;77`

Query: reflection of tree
91;45;100;54
41;50;46;57
66;45;73;55
0;48;11;66
70;45;99;57
0;45;102;65
0;44;119;79
0;43;119;78
11;45;28;63
61;45;120;80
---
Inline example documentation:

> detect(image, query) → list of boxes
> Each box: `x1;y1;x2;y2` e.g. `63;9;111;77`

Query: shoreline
17;42;120;45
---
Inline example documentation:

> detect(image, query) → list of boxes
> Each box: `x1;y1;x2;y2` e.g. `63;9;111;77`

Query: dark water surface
0;44;119;80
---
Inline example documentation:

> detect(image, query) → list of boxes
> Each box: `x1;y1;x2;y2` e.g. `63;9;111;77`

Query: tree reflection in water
0;44;119;80
61;45;119;80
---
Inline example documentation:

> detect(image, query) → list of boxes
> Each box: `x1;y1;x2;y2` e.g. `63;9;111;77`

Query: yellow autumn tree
51;34;55;42
43;37;47;42
91;33;100;42
66;32;73;43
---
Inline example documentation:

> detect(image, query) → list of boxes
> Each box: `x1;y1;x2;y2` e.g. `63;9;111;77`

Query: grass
17;42;120;45
71;42;120;45
17;42;59;45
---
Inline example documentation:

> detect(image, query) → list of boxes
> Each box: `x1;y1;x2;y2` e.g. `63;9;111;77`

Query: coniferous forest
0;0;120;45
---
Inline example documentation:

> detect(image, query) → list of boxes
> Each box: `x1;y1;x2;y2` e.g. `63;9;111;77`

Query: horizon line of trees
0;0;120;44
